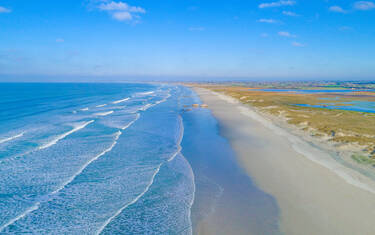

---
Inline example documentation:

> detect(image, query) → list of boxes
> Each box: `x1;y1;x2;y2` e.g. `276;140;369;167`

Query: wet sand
194;87;375;235
179;89;280;235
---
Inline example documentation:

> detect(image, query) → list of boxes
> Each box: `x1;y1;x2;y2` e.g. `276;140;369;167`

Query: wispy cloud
56;38;65;43
329;6;347;13
354;1;375;10
188;27;205;31
97;1;146;22
260;33;269;37
257;18;279;24
282;11;299;16
278;31;296;37
112;11;132;21
98;1;145;13
292;41;305;47
0;6;11;13
259;1;296;9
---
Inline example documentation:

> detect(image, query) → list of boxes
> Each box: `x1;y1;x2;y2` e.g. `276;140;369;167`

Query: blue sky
0;0;374;81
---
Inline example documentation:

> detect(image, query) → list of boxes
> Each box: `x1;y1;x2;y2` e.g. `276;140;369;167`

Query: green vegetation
196;84;375;159
195;81;375;90
351;154;375;166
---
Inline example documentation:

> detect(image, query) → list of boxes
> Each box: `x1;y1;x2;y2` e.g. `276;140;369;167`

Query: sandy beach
194;87;375;235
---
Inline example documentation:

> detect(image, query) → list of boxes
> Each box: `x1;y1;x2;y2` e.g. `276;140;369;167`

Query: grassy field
196;85;375;163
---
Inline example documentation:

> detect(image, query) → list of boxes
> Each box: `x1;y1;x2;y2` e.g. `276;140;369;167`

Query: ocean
0;83;280;234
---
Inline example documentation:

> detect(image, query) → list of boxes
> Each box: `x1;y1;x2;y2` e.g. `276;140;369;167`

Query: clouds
354;1;375;10
329;1;375;13
256;0;373;49
98;1;145;13
292;41;304;47
278;31;296;37
282;11;299;16
259;1;296;9
329;6;347;13
98;1;128;11
112;11;132;21
257;19;279;24
56;38;65;43
97;1;146;22
0;6;11;13
257;1;304;46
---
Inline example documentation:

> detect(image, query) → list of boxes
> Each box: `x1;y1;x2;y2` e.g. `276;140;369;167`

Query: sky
0;0;375;81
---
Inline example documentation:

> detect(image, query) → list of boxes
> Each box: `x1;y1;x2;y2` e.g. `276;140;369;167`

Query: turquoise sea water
0;83;279;234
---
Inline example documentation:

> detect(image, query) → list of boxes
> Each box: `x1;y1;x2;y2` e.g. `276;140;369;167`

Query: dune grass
352;154;375;166
196;85;375;158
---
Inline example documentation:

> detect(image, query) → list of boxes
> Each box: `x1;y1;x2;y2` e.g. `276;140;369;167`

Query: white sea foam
177;152;196;235
80;108;89;111
156;93;172;104
38;120;94;150
0;132;24;144
0;122;92;163
0;89;175;233
179;110;195;235
96;164;162;235
96;104;107;108
0;131;122;232
156;93;171;105
168;115;184;162
137;91;155;96
0;110;144;231
95;111;114;117
0;203;40;232
141;104;153;111
112;98;129;104
122;113;140;130
140;93;171;111
96;114;185;234
51;131;122;195
177;117;195;235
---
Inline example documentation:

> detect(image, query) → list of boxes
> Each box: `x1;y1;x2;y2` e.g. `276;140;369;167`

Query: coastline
193;87;375;235
179;87;280;235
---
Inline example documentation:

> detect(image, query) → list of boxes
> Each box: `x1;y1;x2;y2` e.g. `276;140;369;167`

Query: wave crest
38;120;94;150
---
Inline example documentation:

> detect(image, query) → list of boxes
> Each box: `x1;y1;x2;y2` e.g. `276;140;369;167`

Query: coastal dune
194;87;375;235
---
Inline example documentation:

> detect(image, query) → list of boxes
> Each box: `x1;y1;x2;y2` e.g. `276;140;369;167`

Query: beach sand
193;87;375;235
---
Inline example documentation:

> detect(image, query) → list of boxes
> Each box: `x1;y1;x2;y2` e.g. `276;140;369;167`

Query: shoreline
180;87;280;235
193;87;375;235
250;98;375;182
219;91;375;195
